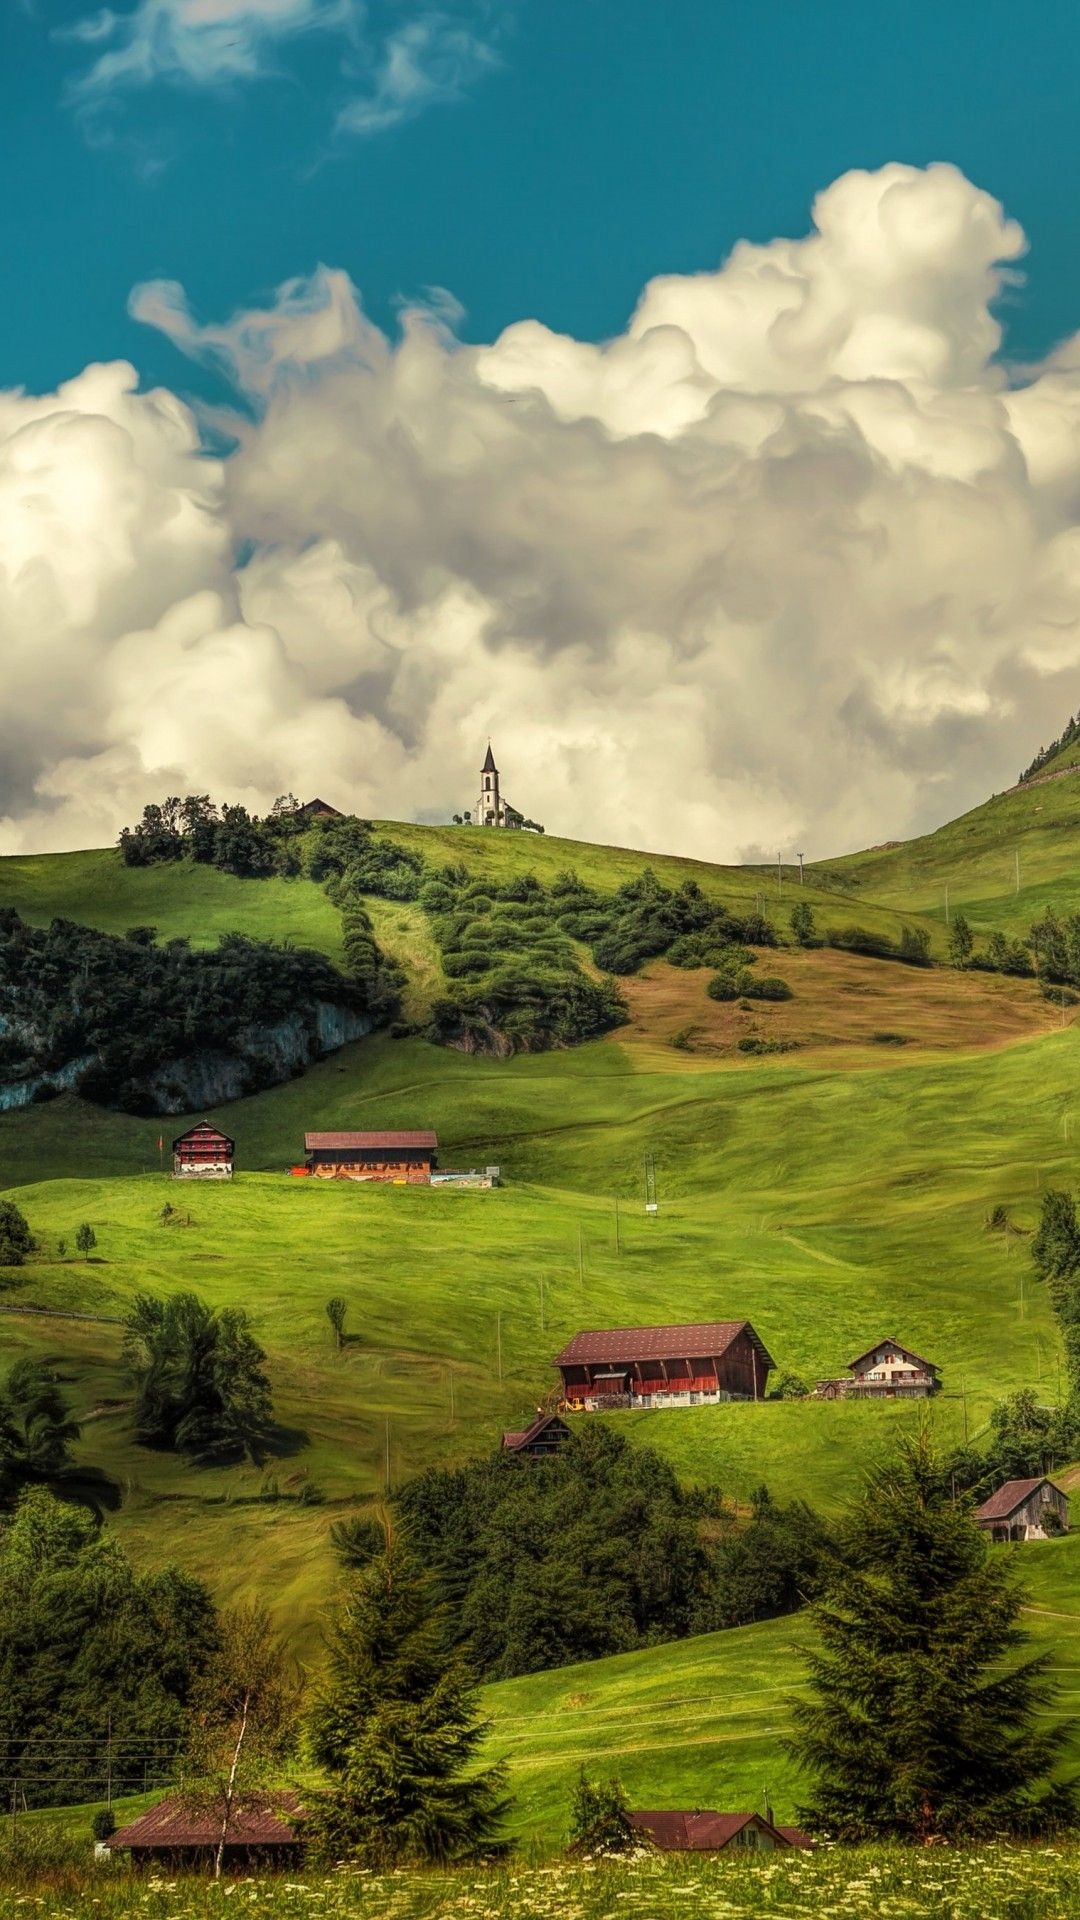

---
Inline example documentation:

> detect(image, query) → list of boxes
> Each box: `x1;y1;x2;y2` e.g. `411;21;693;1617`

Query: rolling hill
3;783;1080;1822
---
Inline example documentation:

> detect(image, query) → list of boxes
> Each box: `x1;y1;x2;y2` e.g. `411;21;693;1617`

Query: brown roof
173;1121;233;1144
628;1810;811;1851
554;1321;774;1369
107;1792;302;1851
848;1338;939;1375
304;1130;437;1150
501;1412;568;1451
974;1477;1066;1523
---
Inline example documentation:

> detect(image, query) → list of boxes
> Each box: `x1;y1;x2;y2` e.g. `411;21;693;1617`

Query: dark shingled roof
847;1338;939;1375
305;1130;437;1150
974;1476;1066;1523
628;1810;812;1851
554;1321;774;1369
107;1792;303;1851
501;1412;566;1451
482;743;497;772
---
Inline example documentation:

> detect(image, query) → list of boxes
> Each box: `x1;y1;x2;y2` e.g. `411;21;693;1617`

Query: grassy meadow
7;1846;1080;1920
4;804;1080;1850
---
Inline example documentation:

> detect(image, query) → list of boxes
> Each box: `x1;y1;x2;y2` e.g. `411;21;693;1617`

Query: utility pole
944;883;949;925
1015;849;1021;894
577;1227;584;1285
777;852;783;899
614;1196;621;1254
961;1376;968;1443
796;852;804;886
449;1368;455;1422
384;1417;391;1492
107;1713;113;1811
538;1272;545;1332
644;1152;658;1216
496;1311;502;1381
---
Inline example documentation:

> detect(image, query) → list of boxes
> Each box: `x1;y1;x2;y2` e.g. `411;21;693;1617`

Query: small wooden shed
501;1412;571;1457
172;1122;234;1179
974;1476;1069;1543
105;1791;302;1868
555;1321;775;1409
628;1809;813;1852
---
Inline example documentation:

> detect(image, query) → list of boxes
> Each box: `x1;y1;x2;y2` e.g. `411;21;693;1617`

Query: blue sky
6;0;1080;399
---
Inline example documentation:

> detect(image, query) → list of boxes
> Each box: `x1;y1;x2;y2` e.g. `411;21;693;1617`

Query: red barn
303;1130;438;1182
105;1792;302;1868
172;1121;234;1179
554;1320;775;1409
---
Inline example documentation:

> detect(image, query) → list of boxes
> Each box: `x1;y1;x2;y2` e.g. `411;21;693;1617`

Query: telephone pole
796;852;804;886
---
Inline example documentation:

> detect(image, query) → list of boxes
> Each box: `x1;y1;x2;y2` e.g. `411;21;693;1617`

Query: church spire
482;741;497;774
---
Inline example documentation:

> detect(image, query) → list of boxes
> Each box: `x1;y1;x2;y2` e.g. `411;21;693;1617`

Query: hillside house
815;1339;940;1400
501;1411;571;1457
105;1792;302;1868
172;1121;234;1179
628;1810;813;1853
301;1130;437;1182
554;1321;775;1409
974;1476;1069;1542
297;797;344;822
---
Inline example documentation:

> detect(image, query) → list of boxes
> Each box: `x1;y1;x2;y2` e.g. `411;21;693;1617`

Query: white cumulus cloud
7;162;1080;861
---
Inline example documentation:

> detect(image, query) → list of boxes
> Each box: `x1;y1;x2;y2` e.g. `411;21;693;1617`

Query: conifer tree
789;1430;1076;1841
304;1529;508;1866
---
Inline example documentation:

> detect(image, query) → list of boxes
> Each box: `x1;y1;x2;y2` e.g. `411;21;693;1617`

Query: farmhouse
297;797;344;822
172;1121;234;1179
554;1321;775;1409
815;1338;940;1400
105;1792;302;1868
974;1476;1069;1542
501;1411;571;1457
628;1810;813;1852
302;1130;438;1182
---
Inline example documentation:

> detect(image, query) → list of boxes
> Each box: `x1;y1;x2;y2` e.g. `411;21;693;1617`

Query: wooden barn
297;797;344;822
302;1130;438;1182
105;1792;302;1868
815;1339;939;1400
501;1411;571;1457
628;1810;813;1853
172;1121;234;1179
554;1321;775;1409
974;1476;1069;1542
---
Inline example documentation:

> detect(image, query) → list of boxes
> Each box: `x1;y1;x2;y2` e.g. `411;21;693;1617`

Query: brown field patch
613;949;1072;1068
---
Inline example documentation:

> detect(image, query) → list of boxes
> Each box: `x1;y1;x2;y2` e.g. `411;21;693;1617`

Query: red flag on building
157;1135;163;1153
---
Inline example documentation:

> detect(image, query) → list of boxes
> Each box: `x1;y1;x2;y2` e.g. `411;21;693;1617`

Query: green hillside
1;811;1078;1737
813;766;1080;935
481;1527;1080;1838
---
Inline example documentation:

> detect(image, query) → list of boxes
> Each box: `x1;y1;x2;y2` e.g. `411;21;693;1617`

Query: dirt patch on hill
614;949;1071;1065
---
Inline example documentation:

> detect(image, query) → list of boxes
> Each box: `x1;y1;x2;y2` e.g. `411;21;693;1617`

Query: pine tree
789;1430;1077;1841
1032;1190;1080;1395
304;1531;508;1866
948;913;974;969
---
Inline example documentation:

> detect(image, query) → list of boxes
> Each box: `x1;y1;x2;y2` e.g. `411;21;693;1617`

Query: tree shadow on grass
261;1421;310;1460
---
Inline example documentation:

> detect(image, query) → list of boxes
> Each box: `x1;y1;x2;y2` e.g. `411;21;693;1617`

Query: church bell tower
477;742;501;826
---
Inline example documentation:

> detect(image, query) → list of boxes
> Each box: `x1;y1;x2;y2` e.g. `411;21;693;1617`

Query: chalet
297;797;344;822
172;1121;234;1179
554;1321;775;1410
302;1130;438;1182
815;1339;940;1400
501;1411;571;1457
628;1810;813;1853
105;1792;302;1868
974;1476;1070;1543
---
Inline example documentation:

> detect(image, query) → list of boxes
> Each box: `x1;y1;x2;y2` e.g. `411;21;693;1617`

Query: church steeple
477;742;501;825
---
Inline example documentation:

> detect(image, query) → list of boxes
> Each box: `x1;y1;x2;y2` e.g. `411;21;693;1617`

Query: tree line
0;910;388;1114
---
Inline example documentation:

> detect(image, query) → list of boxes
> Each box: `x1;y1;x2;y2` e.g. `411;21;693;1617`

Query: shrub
0;1201;33;1268
737;1035;796;1055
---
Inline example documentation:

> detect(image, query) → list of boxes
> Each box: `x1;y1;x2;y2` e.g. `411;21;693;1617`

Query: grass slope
815;769;1080;936
481;1530;1080;1840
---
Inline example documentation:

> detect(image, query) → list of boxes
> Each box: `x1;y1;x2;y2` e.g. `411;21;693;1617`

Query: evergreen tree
789;1430;1077;1840
789;901;816;948
304;1532;508;1866
123;1292;274;1465
0;1200;32;1269
0;1360;81;1502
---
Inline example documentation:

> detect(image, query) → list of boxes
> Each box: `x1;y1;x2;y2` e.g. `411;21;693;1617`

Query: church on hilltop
454;744;544;832
477;743;524;829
